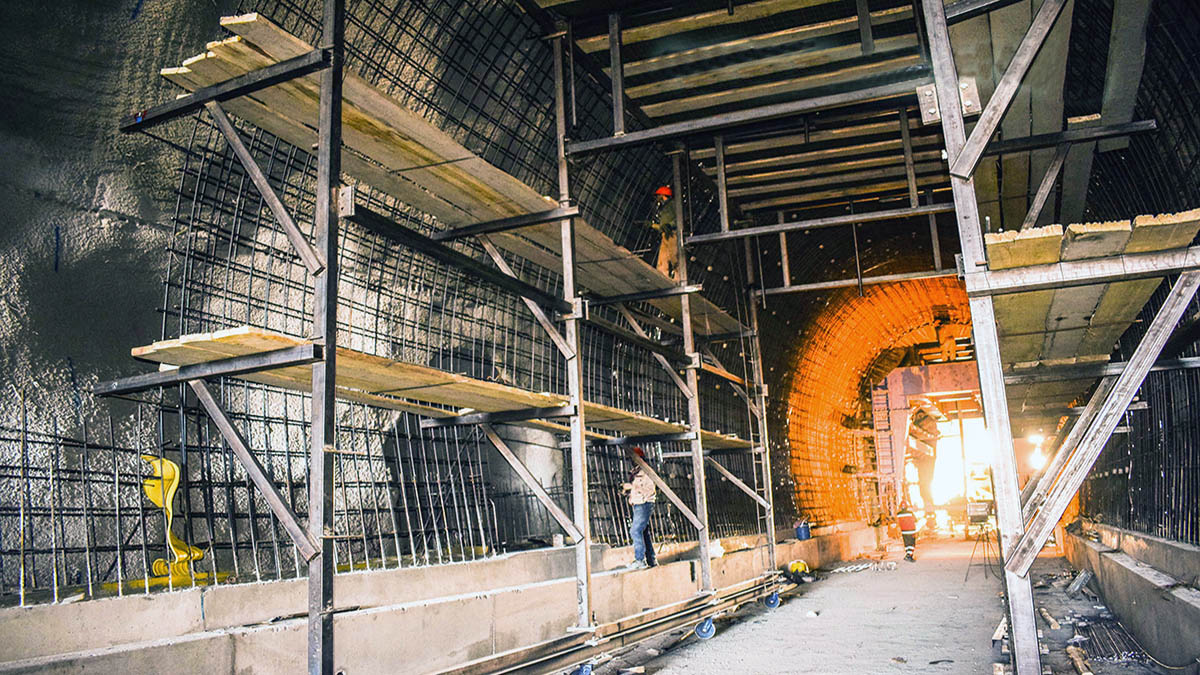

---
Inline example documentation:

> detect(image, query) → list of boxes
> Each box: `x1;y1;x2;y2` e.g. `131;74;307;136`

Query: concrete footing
1061;521;1200;674
0;525;879;674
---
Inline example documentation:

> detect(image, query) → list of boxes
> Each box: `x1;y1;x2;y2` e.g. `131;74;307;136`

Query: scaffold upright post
672;151;714;592
308;0;343;672
919;0;1041;672
554;28;593;628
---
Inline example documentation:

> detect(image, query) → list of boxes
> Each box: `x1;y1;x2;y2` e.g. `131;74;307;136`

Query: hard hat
788;560;810;574
631;446;646;458
654;185;672;198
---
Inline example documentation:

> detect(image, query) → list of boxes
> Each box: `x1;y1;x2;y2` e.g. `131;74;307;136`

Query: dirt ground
593;535;1167;675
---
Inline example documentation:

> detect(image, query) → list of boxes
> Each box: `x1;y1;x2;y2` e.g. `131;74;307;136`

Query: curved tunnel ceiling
778;277;969;521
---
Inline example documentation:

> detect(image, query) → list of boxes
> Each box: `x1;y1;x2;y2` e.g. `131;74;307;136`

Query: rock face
0;0;241;430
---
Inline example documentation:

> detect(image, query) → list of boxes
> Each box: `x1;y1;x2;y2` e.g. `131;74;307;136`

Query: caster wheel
694;617;716;640
571;664;593;675
763;591;780;609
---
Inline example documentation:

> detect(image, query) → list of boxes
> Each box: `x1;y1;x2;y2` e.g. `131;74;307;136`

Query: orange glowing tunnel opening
782;277;971;523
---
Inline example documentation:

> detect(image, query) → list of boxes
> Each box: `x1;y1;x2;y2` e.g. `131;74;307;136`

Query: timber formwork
102;4;778;673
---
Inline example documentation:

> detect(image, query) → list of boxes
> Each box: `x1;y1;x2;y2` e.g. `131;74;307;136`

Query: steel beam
949;0;1069;179
554;34;593;629
567;78;931;155
343;202;572;314
588;432;696;447
856;0;875;54
688;204;953;245
899;108;919;208
755;268;956;296
95;344;322;397
921;0;1041;670
715;136;730;232
420;405;575;429
1003;356;1200;385
189;381;319;561
609;13;625;136
477;235;573;359
706;458;769;509
589;284;702;307
626;448;704;531
983;120;1157;157
1020;143;1069;230
944;0;1026;24
615;305;691;395
966;245;1200;296
673;153;714;592
1007;272;1200;577
309;2;342;672
482;424;584;542
587;313;689;367
206;102;326;275
431;206;580;242
121;48;331;133
1019;376;1116;521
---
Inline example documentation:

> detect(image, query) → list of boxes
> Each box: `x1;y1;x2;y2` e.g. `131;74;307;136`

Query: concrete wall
1062;525;1200;674
0;525;879;674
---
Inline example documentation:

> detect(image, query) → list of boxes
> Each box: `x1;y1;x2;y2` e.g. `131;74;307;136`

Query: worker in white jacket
623;446;658;569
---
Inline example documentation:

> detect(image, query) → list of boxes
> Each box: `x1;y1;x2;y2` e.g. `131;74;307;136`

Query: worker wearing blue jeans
624;447;657;569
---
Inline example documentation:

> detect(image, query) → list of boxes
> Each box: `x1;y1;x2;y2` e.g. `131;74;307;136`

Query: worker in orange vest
649;185;678;280
897;503;918;562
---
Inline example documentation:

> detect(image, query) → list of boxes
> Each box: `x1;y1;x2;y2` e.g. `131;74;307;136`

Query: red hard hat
654;185;672;198
631;446;646;458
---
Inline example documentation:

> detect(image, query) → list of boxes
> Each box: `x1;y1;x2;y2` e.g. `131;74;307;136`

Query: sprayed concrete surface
641;537;1004;674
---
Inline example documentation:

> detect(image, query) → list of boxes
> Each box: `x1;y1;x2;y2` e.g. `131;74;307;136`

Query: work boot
627;559;648;570
905;553;915;562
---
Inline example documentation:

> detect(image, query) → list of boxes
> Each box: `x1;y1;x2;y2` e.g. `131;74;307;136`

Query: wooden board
133;327;751;450
986;210;1200;413
161;14;741;336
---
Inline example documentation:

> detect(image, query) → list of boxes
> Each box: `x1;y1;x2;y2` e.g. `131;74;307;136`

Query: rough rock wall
0;0;240;429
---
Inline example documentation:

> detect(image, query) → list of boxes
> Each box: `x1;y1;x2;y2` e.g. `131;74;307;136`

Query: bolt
928;108;938;115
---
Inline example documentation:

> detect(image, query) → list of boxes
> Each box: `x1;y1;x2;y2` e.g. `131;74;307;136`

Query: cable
1120;625;1200;670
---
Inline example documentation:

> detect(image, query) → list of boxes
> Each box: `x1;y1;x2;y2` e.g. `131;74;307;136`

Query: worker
649;185;678;280
897;502;918;562
622;446;658;569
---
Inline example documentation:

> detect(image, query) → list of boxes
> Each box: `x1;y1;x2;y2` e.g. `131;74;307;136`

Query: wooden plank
619;7;911;78
163;14;741;336
625;36;917;101
1025;0;1075;227
1096;0;1152;152
1126;208;1200;252
640;53;924;118
575;0;841;52
134;328;751;448
990;0;1033;231
984;224;1063;269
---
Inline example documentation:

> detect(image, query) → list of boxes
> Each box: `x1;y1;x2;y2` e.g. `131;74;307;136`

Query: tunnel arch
780;277;970;523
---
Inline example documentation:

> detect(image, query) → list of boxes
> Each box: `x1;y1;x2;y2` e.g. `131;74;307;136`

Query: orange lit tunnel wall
782;277;970;524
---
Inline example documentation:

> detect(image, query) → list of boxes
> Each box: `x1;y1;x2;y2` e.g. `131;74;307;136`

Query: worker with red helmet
622;446;658;569
650;185;678;280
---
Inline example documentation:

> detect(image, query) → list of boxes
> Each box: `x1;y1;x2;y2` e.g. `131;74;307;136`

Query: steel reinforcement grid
1080;281;1200;546
0;0;768;606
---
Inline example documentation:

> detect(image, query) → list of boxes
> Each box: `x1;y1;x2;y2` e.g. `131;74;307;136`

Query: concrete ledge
0;526;879;673
1062;527;1200;674
1083;521;1200;586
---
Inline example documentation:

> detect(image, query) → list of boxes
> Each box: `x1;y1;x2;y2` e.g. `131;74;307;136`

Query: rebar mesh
0;0;768;606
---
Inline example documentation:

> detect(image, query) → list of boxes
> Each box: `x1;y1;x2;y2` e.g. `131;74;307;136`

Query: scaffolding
81;2;782;672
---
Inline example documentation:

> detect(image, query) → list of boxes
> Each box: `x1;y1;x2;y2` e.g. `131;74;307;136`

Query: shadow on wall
780;277;970;524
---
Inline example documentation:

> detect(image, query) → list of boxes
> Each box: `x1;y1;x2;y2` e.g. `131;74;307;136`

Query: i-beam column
553;30;594;628
919;1;1042;672
672;152;714;592
309;0;342;672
